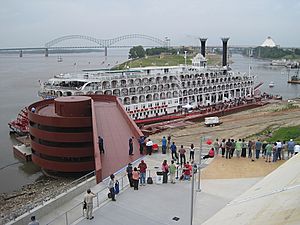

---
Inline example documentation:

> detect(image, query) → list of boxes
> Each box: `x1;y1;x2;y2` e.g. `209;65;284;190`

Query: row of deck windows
83;75;253;89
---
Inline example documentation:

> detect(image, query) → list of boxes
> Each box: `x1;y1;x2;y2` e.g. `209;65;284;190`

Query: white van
204;117;221;127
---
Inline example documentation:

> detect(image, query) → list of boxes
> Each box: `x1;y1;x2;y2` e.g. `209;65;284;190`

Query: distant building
261;36;277;47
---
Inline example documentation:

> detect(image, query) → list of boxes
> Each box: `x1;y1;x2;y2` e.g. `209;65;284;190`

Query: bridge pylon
19;50;23;57
104;47;108;57
45;48;49;57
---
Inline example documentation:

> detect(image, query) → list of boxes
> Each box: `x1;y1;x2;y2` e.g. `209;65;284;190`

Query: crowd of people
80;134;299;221
210;138;300;162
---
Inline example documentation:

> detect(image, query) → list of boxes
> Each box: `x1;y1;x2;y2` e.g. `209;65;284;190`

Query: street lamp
190;163;197;225
165;37;170;49
197;137;203;192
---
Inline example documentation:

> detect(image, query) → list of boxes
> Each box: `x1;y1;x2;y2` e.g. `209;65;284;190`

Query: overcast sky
1;0;300;48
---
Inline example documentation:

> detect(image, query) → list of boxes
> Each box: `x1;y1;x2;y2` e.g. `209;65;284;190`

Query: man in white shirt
107;174;116;201
146;139;153;155
276;140;282;160
84;189;96;220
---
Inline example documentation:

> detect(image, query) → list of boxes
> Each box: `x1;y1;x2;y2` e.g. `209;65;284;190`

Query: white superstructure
39;54;255;121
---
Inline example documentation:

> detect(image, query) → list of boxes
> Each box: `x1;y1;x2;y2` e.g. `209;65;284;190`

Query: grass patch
266;126;300;143
112;54;222;70
272;103;299;112
244;125;300;143
244;125;277;140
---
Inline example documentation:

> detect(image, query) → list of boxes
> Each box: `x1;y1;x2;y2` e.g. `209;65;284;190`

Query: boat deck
13;144;32;162
93;101;142;179
28;95;143;183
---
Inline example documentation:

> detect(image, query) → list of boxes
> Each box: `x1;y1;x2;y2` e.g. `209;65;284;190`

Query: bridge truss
45;34;168;48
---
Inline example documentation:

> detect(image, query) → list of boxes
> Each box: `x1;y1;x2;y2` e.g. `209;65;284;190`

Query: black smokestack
221;37;229;67
200;38;207;57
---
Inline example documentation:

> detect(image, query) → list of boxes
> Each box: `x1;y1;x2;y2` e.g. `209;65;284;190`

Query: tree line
128;46;193;59
244;46;300;59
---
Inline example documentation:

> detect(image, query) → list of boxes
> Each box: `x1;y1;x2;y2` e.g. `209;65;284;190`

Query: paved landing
76;177;260;225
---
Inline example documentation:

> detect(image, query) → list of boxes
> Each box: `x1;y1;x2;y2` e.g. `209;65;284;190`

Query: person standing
189;143;195;162
230;139;236;158
281;141;287;160
98;136;104;154
178;145;186;166
272;142;278;162
221;139;226;157
138;136;145;155
107;174;116;201
213;139;220;156
170;142;178;161
167;134;172;151
146;139;153;155
169;160;177;184
28;216;39;225
235;139;242;158
129;137;134;155
84;189;96;220
138;160;147;186
265;142;273;163
248;140;254;158
132;167;140;190
161;136;167;154
225;139;232;159
241;139;247;158
276;140;282;160
262;141;268;158
287;139;295;159
126;163;133;187
138;136;145;154
255;140;262;159
161;160;169;183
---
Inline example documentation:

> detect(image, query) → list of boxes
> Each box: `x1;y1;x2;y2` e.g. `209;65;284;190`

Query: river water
0;52;299;193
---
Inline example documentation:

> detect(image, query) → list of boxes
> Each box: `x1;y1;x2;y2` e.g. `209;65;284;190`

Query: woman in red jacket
203;148;215;159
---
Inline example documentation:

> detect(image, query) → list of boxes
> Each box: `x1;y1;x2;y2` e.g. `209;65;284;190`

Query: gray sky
1;0;300;48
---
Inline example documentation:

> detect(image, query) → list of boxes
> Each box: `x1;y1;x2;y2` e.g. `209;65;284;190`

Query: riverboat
38;39;255;122
270;59;287;66
8;107;29;135
288;69;300;84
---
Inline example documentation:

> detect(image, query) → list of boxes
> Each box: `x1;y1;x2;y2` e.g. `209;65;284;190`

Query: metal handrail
3;144;210;225
45;172;132;225
45;157;211;225
1;171;96;225
44;164;185;225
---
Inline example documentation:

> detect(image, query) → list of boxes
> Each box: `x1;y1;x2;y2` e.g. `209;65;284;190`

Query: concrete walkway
76;178;259;225
36;149;261;225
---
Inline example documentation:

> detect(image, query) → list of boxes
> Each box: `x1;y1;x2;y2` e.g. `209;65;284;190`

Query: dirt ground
151;100;300;149
201;156;285;179
150;100;300;179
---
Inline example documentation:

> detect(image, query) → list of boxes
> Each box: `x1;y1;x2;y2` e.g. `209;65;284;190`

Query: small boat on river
57;56;63;62
269;82;274;87
287;69;300;84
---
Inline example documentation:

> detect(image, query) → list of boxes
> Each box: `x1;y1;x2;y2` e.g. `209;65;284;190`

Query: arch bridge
45;34;169;56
